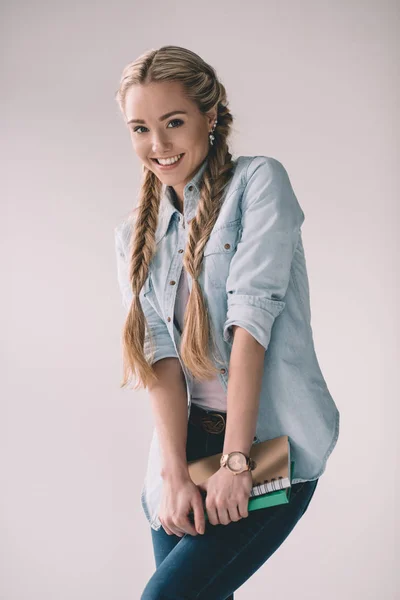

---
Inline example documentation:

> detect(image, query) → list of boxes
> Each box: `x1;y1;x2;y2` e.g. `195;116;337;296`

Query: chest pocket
203;220;241;289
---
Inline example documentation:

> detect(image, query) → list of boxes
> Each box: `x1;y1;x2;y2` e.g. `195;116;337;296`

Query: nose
151;131;172;155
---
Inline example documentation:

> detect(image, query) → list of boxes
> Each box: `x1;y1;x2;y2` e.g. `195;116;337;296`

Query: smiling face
124;81;217;205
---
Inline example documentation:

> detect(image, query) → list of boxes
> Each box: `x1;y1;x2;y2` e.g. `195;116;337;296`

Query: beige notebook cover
188;435;291;496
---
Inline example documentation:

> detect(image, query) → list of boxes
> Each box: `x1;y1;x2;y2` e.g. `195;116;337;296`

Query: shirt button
224;243;231;249
220;368;226;374
178;249;184;253
167;317;171;322
170;280;176;285
188;185;193;191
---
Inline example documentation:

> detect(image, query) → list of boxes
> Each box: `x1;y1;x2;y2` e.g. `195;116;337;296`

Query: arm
223;326;265;455
222;157;305;456
149;358;206;537
114;225;189;479
148;357;190;482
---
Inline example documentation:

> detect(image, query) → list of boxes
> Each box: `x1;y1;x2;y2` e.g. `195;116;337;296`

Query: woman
114;45;340;599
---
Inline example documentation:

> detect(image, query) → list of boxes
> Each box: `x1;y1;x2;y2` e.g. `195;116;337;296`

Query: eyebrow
127;110;188;125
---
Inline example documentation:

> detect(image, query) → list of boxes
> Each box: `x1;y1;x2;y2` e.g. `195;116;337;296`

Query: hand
158;474;206;538
197;466;253;526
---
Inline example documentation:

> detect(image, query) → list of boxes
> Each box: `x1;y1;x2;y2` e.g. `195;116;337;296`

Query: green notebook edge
247;459;295;512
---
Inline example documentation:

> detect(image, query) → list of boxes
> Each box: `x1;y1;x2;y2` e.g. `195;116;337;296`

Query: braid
121;169;162;389
180;105;235;380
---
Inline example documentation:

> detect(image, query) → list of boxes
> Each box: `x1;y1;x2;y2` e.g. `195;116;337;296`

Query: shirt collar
155;156;209;244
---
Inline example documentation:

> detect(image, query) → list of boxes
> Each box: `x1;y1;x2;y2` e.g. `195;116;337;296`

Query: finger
238;499;249;519
216;506;231;526
162;518;185;537
175;516;198;536
227;504;242;522
160;519;180;537
169;524;185;537
206;502;219;526
192;497;206;535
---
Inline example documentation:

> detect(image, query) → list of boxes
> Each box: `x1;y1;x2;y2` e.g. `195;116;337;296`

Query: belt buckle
201;412;226;434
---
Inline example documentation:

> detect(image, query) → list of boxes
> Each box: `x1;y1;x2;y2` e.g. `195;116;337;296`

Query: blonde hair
115;45;235;390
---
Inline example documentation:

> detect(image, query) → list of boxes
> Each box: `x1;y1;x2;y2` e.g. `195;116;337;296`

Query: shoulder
235;155;292;184
235;155;304;221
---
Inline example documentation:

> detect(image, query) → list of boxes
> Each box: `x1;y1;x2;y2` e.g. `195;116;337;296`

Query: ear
205;107;218;129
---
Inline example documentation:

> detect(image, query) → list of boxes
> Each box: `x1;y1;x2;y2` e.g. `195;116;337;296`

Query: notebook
187;435;294;520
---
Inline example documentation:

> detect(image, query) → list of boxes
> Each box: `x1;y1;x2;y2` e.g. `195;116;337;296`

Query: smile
151;153;185;170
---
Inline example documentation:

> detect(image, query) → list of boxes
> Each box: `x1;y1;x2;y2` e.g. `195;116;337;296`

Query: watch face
227;452;246;472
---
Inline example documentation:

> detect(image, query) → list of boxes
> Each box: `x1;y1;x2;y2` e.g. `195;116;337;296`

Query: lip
151;153;185;170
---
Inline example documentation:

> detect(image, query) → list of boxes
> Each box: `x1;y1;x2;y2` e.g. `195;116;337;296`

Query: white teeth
156;154;183;165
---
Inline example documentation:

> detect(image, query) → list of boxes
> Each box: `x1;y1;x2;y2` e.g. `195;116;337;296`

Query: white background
2;1;398;598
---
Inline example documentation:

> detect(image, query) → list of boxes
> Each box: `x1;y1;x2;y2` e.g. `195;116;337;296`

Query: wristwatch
220;451;257;475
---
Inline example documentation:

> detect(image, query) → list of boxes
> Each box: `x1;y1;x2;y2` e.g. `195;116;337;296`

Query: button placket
165;219;186;325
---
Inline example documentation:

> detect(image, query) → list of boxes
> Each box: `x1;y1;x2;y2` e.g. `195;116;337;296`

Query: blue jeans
141;404;319;600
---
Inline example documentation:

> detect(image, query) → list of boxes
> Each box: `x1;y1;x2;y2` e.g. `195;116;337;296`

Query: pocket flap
203;222;241;256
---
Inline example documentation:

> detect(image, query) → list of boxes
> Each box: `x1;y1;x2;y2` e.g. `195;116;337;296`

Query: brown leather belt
189;403;226;435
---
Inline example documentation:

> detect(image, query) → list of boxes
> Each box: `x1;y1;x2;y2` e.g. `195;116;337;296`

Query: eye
167;119;184;128
133;125;147;134
133;119;184;134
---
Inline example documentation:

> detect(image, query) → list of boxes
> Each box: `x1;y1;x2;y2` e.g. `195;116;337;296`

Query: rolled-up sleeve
223;157;305;350
114;226;178;365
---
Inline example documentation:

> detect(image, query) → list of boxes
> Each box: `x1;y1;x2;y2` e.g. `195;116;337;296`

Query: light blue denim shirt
114;155;340;531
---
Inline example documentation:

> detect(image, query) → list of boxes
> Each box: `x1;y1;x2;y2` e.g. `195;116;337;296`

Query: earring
209;119;218;146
